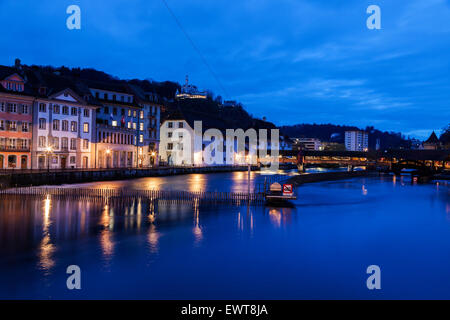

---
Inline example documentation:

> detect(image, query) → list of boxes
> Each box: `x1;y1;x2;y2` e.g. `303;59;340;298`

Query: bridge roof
383;149;450;161
279;149;450;161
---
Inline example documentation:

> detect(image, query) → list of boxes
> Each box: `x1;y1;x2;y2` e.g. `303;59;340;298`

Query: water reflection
100;204;114;261
193;199;203;245
0;173;449;299
38;196;55;274
266;207;296;228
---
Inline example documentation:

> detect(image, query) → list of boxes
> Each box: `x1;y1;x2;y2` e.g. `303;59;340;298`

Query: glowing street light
45;146;53;172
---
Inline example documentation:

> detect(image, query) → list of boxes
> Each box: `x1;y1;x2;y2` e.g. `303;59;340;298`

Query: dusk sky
0;0;449;138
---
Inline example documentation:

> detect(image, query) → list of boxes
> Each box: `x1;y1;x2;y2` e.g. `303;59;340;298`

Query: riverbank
286;170;379;186
0;165;259;189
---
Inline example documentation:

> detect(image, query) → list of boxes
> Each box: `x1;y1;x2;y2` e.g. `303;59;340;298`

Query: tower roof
425;131;439;143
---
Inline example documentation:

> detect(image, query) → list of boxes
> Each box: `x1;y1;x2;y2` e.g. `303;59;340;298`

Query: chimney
14;58;21;69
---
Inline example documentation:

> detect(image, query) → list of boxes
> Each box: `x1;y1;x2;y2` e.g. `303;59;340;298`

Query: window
62;120;69;131
133;122;136;130
71;121;77;132
140;111;144;119
52;156;58;164
127;122;131;129
7;121;17;131
121;108;125;116
71;107;77;116
21;104;28;114
83;123;89;133
70;138;77;150
128;109;131;117
104;107;109;114
179;122;184;128
167;143;173;150
168;122;173;128
61;137;68;150
62;106;69;115
7;103;17;113
0;120;4;130
8;155;16;168
83;109;89;117
70;156;76;164
53;120;60;131
53;105;60;114
53;137;59;149
39;118;46;130
38;136;46;148
83;139;89;149
0;102;4;112
111;120;118;127
139;135;143;143
168;132;172;138
22;122;29;132
39;103;46;113
133;111;137;118
140;122;144;131
113;107;117;115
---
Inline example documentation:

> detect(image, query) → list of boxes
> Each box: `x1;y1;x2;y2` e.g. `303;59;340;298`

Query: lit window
83;123;89;133
112;120;118;127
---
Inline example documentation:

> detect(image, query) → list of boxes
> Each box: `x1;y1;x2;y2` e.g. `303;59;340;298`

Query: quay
0;165;259;189
286;171;380;186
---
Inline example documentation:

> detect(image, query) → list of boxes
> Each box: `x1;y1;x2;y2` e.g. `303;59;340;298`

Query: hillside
280;123;411;150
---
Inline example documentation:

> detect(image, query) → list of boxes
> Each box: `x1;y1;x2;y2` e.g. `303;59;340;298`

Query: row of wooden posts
0;187;267;205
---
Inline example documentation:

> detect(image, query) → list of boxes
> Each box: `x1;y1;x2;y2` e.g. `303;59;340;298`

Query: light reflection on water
0;172;449;299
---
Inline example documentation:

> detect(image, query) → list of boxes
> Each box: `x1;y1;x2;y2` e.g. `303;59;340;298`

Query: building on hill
175;75;207;100
423;131;440;150
0;62;34;169
292;137;322;151
345;130;368;151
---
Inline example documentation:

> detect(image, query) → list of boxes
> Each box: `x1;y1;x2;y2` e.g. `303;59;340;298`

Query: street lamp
45;146;52;172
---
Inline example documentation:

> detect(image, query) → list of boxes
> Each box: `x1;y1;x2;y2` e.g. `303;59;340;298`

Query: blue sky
0;0;449;138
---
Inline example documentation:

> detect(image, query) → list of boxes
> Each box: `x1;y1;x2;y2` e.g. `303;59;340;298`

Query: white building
345;131;368;151
159;114;278;166
32;88;96;169
293;138;322;151
175;76;207;100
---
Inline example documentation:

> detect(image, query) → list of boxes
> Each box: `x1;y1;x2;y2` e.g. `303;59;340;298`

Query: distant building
345;131;368;151
175;75;207;100
223;100;237;107
423;131;440;150
292;138;322;151
320;142;345;151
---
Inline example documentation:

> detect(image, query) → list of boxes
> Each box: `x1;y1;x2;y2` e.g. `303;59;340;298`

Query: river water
0;171;449;299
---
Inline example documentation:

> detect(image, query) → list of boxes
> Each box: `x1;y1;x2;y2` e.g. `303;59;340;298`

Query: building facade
292;138;322;151
345;131;369;151
128;85;162;167
90;83;142;168
0;68;34;169
32;89;96;169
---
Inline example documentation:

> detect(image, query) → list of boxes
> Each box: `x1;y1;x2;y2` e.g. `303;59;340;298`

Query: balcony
0;146;30;152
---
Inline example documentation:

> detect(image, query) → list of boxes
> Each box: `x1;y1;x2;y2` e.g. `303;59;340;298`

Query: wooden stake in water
248;163;251;199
